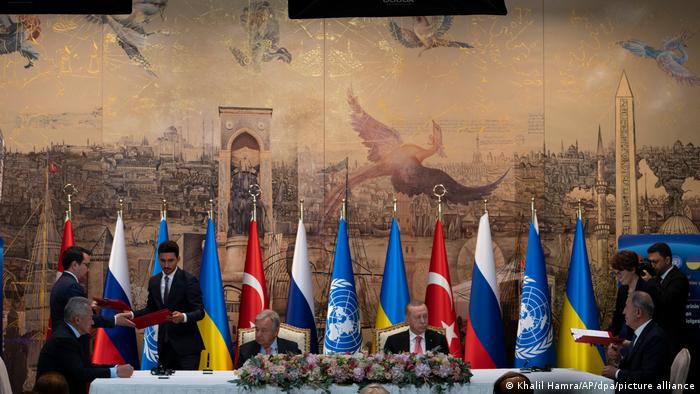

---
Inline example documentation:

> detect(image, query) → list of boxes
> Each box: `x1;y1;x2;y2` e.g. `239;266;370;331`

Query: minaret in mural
594;126;610;267
615;71;639;240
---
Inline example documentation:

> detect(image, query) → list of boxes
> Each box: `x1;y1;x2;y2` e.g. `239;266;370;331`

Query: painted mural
1;0;699;390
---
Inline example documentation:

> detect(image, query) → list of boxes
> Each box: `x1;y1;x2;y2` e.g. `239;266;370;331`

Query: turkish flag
235;220;268;365
48;217;74;338
425;219;462;357
48;160;60;173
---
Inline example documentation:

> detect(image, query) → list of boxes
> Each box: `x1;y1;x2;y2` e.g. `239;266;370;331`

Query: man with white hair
236;309;301;368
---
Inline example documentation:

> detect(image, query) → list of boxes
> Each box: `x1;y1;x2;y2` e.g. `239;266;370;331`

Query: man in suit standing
383;301;449;354
236;309;301;368
602;291;670;392
130;240;204;370
37;297;133;394
641;242;689;356
50;246;134;332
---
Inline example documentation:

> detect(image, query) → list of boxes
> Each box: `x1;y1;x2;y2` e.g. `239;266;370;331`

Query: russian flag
286;219;318;353
464;213;507;368
92;214;138;367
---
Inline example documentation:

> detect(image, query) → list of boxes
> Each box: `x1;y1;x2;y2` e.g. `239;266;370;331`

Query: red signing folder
93;297;132;311
133;309;171;329
571;328;623;345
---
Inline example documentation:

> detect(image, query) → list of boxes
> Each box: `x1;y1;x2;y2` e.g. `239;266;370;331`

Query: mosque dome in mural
658;215;699;234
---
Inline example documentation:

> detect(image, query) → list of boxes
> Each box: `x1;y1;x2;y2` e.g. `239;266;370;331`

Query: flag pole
392;195;397;218
118;198;124;219
162;199;167;220
433;184;446;221
531;197;535;223
208;199;214;219
483;199;488;215
341;198;346;220
249;184;260;221
577;199;582;219
299;199;304;223
63;183;76;221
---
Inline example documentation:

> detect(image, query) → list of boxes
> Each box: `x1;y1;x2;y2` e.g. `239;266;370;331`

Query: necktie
163;275;170;305
631;333;637;348
415;336;423;354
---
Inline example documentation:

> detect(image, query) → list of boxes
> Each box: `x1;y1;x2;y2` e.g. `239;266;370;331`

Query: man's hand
115;312;136;328
601;365;618;380
171;311;186;324
116;364;134;378
640;270;653;281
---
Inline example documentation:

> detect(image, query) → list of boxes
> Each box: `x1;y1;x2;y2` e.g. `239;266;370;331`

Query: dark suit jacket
50;272;114;332
236;337;301;369
36;323;112;394
616;320;670;393
383;329;449;354
646;266;689;352
133;268;204;356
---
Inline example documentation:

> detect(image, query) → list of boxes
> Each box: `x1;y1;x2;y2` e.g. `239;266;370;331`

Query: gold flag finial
341;198;346;220
531;197;535;222
483;199;489;215
433;184;446;221
299;199;304;222
208;199;214;219
161;199;167;220
577;199;582;219
118;198;124;218
249;184;261;222
392;195;397;217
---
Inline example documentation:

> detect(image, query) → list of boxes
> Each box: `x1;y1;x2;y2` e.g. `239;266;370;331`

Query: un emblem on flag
324;279;362;353
515;276;553;359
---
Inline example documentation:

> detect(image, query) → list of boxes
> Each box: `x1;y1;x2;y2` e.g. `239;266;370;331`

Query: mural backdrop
1;0;700;390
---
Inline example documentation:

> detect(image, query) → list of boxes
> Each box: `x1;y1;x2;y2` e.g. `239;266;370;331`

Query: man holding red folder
130;241;204;370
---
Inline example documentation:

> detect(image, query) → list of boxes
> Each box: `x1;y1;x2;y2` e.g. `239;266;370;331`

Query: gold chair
237;322;311;353
374;322;445;353
669;348;690;394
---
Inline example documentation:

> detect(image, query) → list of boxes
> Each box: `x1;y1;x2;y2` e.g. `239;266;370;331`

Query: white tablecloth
90;369;613;394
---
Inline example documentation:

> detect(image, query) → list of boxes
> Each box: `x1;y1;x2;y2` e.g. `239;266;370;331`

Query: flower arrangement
235;352;472;393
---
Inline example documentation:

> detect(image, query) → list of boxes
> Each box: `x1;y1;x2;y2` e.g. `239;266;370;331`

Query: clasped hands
601;340;631;379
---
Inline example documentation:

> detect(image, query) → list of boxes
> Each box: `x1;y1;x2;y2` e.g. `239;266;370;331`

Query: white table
90;369;613;394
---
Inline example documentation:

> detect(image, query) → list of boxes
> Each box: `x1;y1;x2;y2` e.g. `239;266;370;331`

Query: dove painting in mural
88;0;168;76
389;16;473;57
323;90;508;218
230;0;291;72
618;31;699;86
0;15;41;68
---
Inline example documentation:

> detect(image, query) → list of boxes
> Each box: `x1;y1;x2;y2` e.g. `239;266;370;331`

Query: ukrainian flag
197;217;234;369
557;216;605;373
375;218;410;329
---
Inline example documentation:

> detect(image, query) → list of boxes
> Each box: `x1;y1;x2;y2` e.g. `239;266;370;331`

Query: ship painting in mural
389;16;473;57
86;0;169;76
0;15;41;68
323;90;508;218
230;0;291;72
618;31;700;86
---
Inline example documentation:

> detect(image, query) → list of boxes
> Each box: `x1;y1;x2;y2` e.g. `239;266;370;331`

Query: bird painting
389;16;473;57
618;31;699;86
230;0;291;72
0;15;41;68
88;0;168;76
323;90;508;218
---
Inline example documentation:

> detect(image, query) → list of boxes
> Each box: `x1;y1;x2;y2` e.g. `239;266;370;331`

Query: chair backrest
669;348;690;394
374;323;445;352
237;323;311;353
0;356;12;394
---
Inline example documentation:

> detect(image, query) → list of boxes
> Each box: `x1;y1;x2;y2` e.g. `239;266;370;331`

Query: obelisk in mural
594;127;610;267
615;71;639;240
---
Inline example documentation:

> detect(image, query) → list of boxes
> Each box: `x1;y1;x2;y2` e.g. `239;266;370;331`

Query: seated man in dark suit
129;240;204;370
236;309;301;368
36;297;133;394
50;246;134;332
383;301;449;354
602;291;670;393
